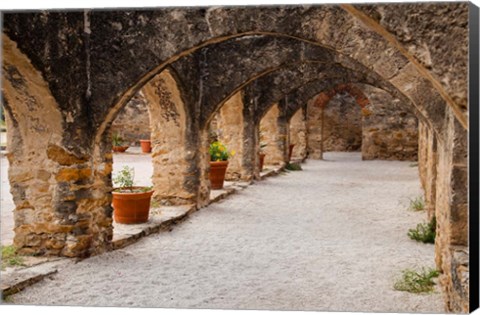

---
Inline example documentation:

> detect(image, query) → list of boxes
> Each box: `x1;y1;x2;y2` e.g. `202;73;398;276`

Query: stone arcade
1;3;470;312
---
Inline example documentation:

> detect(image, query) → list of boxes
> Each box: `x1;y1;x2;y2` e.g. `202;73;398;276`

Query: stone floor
6;152;443;313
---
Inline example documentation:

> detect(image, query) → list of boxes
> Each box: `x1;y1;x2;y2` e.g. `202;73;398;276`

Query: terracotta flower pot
209;160;229;190
288;144;295;161
112;187;154;224
113;146;129;153
259;153;266;172
140;139;152;153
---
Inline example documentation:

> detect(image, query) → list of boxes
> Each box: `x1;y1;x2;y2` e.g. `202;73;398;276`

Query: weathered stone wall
322;94;362;152
433;107;468;312
216;92;245;181
3;34;110;257
418;121;437;219
361;86;418;161
111;92;151;146
260;104;286;167
141;70;194;205
289;108;307;160
306;98;323;159
1;7;470;311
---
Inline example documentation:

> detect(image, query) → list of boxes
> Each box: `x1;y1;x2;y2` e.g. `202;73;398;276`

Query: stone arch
314;83;370;110
2;34;92;256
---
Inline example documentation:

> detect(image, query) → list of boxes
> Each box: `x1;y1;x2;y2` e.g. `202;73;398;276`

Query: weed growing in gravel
1;245;25;270
408;196;425;211
409;162;418;167
285;162;302;171
394;267;439;293
408;216;436;244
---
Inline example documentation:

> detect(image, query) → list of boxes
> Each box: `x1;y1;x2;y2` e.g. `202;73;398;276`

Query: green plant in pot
112;166;154;224
112;132;129;153
208;141;235;190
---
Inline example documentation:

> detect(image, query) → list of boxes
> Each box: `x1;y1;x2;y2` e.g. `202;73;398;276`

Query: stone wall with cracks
1;4;470;311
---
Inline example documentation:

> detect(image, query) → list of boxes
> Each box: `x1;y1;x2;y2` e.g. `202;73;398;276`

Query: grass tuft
1;245;25;270
408;196;425;211
408;216;436;244
394;267;439;293
285;162;302;171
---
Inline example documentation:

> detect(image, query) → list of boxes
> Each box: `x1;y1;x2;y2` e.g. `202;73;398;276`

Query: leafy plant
1;245;25;270
112;132;124;147
394;267;439;293
209;141;235;161
113;166;153;193
409;196;425;211
113;166;135;188
285;162;302;171
408;216;436;244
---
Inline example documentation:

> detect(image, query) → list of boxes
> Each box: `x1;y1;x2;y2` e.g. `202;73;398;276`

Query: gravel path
9;152;444;313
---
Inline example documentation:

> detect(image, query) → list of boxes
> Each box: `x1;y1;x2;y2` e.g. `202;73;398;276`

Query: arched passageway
1;3;470;312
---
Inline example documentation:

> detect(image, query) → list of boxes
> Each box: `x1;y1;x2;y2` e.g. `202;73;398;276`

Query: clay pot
140;139;152;153
209;160;229;190
112;187;154;224
113;146;129;153
259;153;266;172
288;144;295;161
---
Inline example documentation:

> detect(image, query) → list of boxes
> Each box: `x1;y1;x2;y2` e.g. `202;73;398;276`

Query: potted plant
139;139;152;153
112;133;129;153
112;166;154;224
209;141;234;190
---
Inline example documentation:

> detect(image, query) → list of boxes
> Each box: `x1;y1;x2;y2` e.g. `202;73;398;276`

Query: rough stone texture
356;3;468;112
111;92;151;146
361;85;418;161
418;121;437;219
215;92;245;181
433;107;468;312
306;98;324;159
306;84;417;161
141;70;195;205
2;35;108;258
322;94;362;152
260;104;286;166
288;108;307;160
1;5;470;311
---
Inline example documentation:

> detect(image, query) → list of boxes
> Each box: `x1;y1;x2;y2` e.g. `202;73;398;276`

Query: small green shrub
209;141;234;161
409;196;425;211
408;216;436;244
113;166;135;188
1;245;25;270
409;162;419;168
394;267;439;293
112;132;124;146
285;162;302;171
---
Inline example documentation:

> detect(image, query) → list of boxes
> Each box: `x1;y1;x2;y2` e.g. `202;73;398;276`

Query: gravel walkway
9;152;444;313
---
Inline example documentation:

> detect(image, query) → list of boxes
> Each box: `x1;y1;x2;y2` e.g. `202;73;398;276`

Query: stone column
215;92;247;181
433;108;468;313
260;104;287;167
4;34;110;257
142;69;196;206
306;98;324;159
288;107;307;161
